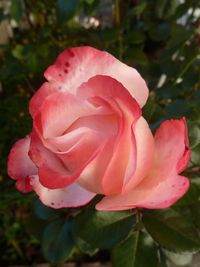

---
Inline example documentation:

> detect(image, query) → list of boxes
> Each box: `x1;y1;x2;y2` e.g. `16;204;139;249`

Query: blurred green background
0;0;200;265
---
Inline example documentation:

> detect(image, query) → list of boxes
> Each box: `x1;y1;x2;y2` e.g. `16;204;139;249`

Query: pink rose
7;46;191;210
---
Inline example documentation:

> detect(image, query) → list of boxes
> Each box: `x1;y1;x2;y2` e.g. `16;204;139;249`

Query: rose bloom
8;46;191;210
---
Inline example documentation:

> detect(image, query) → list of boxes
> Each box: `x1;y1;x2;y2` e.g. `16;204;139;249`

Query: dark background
0;0;200;265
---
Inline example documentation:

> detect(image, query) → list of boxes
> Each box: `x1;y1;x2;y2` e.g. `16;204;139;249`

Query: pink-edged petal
34;90;101;139
44;46;148;107
176;117;191;173
29;130;102;190
96;174;189;211
47;127;93;152
7;136;37;193
154;117;191;174
29;131;78;189
101;102;137;194
77;75;141;119
29;82;58;118
47;113;117;153
77;75;141;194
30;175;95;208
78;136;116;194
96;118;191;210
15;177;32;193
65;113;117;139
122;117;154;193
56;128;105;173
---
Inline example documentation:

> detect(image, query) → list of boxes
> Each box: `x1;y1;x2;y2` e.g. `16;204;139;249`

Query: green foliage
33;199;61;221
112;231;159;267
73;209;135;249
143;209;200;253
175;177;200;206
57;0;80;23
10;0;23;22
0;0;200;265
42;219;75;263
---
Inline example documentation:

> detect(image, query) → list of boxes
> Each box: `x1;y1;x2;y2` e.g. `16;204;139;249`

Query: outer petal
96;118;191;210
153;118;191;174
96;174;189;210
30;175;95;208
29;82;58;118
7;136;37;192
176;118;191;173
44;46;148;107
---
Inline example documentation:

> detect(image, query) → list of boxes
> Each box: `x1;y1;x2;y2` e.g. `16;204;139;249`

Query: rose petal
55;128;106;174
96;118;190;210
122;117;154;193
47;113;117;153
77;75;141;118
34;90;104;139
30;175;95;208
77;75;141;194
44;46;148;107
29;82;58;118
176;117;191;173
101;102;137;194
29;131;80;189
7;136;37;192
77;136;116;193
153;118;191;175
96;174;189;210
29;130;103;190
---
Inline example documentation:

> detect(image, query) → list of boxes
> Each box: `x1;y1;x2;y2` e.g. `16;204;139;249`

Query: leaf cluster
0;0;200;265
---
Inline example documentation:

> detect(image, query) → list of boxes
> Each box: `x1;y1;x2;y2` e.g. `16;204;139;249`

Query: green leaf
195;91;200;106
188;121;200;149
191;144;200;166
143;209;200;253
57;0;80;23
83;0;99;15
73;210;135;249
10;0;23;22
126;31;145;45
155;0;179;19
12;45;24;60
84;0;95;4
42;219;75;263
175;178;200;206
166;99;192;117
26;53;39;73
143;99;165;124
149;22;170;41
112;231;159;267
167;24;191;50
33;199;61;221
190;202;200;229
75;237;99;256
188;121;200;166
133;2;147;16
27;210;46;240
174;2;192;19
125;47;147;66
